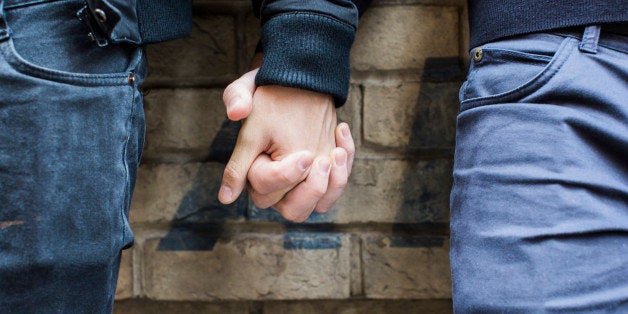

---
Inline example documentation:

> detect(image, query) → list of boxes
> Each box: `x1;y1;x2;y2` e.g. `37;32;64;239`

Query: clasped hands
217;66;355;222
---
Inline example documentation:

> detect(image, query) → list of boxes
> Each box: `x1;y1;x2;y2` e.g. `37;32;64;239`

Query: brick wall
114;0;469;312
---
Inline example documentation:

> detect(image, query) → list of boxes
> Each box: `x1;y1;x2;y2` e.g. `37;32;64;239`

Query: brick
115;249;133;300
244;13;261;63
263;299;452;313
362;234;452;298
337;158;452;223
142;232;351;300
351;6;460;71
130;163;246;225
147;14;236;79
337;84;362;147
363;82;459;149
248;158;452;223
142;89;238;162
114;300;250;314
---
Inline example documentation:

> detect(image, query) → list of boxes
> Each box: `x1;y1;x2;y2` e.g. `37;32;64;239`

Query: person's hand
220;68;355;222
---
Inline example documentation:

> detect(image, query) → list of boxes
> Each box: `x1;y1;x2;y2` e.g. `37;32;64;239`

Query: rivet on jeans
94;8;107;23
127;73;136;85
473;47;483;62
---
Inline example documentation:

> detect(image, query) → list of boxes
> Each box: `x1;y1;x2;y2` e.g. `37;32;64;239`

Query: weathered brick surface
141;89;236;162
130;163;246;224
338;158;452;223
337;85;363;147
115;0;467;310
146;14;237;79
351;6;460;71
142;233;351;300
244;13;261;64
362;234;452;298
115;249;133;300
264;299;453;313
363;82;460;149
249;158;452;223
114;300;251;314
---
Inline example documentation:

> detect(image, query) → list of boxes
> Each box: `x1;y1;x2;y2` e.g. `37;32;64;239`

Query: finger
314;148;348;214
222;68;259;121
336;122;355;176
248;151;314;209
219;131;265;205
248;151;314;195
273;156;332;222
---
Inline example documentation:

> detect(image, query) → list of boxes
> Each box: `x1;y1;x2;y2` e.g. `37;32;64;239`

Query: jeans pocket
1;0;140;86
459;34;576;111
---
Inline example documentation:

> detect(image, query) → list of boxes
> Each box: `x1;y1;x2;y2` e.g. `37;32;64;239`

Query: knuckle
311;185;327;199
315;203;333;214
251;195;273;209
330;175;348;190
278;207;307;223
223;84;237;102
223;160;243;182
275;167;294;184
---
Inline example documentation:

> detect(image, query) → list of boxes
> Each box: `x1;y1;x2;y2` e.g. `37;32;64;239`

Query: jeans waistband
3;0;70;9
554;24;628;54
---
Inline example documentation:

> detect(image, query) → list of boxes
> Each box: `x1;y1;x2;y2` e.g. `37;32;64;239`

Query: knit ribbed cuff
137;0;193;44
255;13;355;106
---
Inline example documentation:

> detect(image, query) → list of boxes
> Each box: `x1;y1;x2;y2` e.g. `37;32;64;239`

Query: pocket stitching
460;37;576;112
0;39;134;86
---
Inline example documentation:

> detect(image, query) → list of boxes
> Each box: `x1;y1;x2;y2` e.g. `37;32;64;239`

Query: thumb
219;130;264;204
222;68;258;121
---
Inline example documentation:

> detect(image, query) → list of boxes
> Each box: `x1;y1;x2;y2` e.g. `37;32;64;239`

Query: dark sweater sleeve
252;0;372;106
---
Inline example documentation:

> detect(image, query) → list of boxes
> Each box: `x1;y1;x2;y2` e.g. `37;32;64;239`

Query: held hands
219;67;355;222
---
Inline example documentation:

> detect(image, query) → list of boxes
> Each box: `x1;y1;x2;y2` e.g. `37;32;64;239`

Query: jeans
451;26;628;312
0;0;145;312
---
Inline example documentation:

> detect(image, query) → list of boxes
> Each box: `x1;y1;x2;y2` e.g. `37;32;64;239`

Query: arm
219;0;372;222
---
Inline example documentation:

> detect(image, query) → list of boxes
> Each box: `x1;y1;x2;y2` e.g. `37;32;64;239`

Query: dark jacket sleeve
252;0;372;106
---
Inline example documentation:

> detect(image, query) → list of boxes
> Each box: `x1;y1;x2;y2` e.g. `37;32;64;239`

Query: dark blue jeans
451;26;628;312
0;0;145;312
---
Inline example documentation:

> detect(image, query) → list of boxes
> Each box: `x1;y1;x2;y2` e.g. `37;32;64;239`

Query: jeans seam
460;37;576;111
121;78;137;246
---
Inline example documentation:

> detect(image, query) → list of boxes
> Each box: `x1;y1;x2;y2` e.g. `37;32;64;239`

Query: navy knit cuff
255;13;355;106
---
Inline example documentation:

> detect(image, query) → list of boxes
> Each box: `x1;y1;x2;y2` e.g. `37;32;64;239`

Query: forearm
251;0;373;106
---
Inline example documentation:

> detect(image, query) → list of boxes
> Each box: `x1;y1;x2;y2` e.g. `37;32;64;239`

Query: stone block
263;299;453;313
115;249;133;300
362;233;452;298
142;88;239;162
130;163;247;225
363;82;459;149
351;6;459;72
142;232;351;300
337;84;362;147
147;14;236;79
244;13;261;63
114;300;250;314
338;158;452;223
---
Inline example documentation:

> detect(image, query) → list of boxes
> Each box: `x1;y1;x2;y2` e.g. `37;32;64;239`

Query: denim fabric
451;27;628;312
0;0;145;312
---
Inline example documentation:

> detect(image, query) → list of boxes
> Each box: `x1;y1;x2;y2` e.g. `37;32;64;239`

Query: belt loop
579;25;601;54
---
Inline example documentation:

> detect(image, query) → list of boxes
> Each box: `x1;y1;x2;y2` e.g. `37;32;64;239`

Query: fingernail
334;151;346;167
298;156;312;171
219;185;232;203
319;158;331;174
341;124;350;139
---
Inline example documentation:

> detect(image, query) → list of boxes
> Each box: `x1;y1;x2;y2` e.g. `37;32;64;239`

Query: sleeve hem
255;13;355;107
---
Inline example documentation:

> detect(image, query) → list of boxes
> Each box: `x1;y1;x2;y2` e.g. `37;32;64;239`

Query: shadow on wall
157;56;465;252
